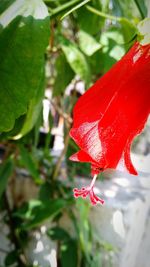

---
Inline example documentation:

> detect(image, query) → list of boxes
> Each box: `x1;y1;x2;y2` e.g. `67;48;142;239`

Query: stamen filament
73;174;104;205
89;174;97;189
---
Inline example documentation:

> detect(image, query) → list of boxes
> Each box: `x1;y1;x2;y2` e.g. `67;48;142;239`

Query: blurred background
0;0;150;266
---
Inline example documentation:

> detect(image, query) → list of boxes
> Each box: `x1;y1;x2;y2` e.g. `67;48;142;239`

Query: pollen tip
100;199;105;205
73;185;104;206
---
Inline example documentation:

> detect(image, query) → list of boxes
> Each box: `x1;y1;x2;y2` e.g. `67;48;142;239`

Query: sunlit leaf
137;18;150;45
100;27;126;72
60;37;91;85
78;30;101;56
0;0;49;132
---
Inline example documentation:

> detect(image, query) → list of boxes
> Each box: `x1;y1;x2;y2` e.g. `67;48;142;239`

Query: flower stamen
73;175;104;205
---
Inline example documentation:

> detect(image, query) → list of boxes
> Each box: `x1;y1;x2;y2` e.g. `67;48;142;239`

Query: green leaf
100;27;126;72
1;68;45;140
120;19;137;46
13;199;42;220
47;226;70;241
19;145;42;184
0;0;14;15
137;18;150;45
0;0;49;132
88;49;103;76
23;199;66;229
39;182;52;201
0;115;26;140
134;0;147;19
50;0;81;18
77;4;103;35
53;53;74;96
4;250;18;266
60;37;91;85
78;30;101;56
60;239;78;267
0;159;13;200
76;199;92;259
13;67;45;139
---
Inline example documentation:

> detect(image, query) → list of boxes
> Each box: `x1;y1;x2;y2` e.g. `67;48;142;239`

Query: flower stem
60;0;91;20
133;0;146;19
48;0;82;18
52;129;70;180
86;5;121;21
90;174;97;189
86;5;132;25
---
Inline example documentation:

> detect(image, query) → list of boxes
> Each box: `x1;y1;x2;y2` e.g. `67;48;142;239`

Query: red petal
72;42;148;128
123;140;138;175
69;150;98;165
70;120;107;166
70;42;150;175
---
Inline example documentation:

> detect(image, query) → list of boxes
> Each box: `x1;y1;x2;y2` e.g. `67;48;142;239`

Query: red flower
69;41;150;205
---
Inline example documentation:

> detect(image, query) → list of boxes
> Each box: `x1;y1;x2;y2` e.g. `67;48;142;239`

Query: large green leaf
0;0;14;14
0;159;14;199
60;37;91;86
0;0;49;132
13;66;45;139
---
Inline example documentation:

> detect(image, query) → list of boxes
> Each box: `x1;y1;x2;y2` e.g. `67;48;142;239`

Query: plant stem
49;0;81;18
134;0;146;19
52;129;70;180
86;4;131;23
4;192;28;267
50;99;72;125
60;0;91;20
